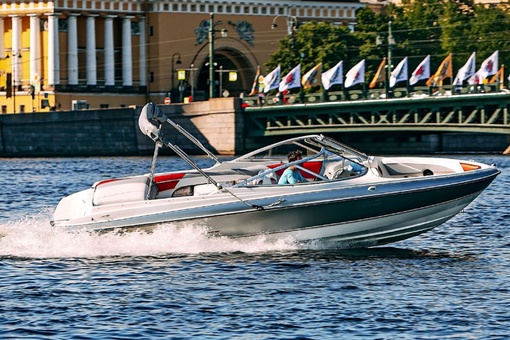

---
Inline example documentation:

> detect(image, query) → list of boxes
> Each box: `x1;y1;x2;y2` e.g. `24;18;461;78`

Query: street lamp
271;15;298;36
6;51;22;113
171;52;182;92
376;21;395;97
208;13;227;99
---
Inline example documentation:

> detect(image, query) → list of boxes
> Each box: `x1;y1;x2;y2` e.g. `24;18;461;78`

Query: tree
264;0;510;90
264;21;361;77
469;4;510;69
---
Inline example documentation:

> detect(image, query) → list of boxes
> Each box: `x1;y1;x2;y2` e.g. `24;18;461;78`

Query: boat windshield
232;135;368;162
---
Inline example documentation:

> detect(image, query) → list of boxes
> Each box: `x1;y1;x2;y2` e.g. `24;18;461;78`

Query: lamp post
272;14;298;50
207;13;227;99
271;15;298;36
376;21;395;98
216;65;237;97
171;52;182;92
208;13;215;99
6;51;22;113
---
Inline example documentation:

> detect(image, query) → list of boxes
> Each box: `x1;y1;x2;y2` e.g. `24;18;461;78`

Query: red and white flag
344;59;365;88
279;64;301;92
409;55;430;86
390;57;408;87
468;50;498;84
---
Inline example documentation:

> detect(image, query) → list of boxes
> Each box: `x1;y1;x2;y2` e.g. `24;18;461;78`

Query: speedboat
51;102;500;247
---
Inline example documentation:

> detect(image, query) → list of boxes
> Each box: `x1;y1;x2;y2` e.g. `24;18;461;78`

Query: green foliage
265;21;361;75
265;0;510;80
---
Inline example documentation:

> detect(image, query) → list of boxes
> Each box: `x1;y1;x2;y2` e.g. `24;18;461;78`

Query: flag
389;57;408;87
467;71;482;85
452;52;475;86
321;61;343;90
426;53;453;86
489;65;504;84
263;65;280;93
369;58;386;89
279;64;301;92
468;50;498;84
344;59;365;88
409;55;430;86
248;65;261;96
301;63;322;89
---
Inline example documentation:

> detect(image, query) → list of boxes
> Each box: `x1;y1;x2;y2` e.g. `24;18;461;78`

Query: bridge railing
243;90;510;138
242;83;508;107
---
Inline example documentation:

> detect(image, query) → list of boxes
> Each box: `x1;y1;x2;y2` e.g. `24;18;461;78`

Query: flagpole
208;13;215;99
388;21;394;98
377;22;395;98
450;53;454;94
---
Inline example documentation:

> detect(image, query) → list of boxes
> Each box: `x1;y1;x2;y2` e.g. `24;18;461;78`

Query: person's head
287;150;302;163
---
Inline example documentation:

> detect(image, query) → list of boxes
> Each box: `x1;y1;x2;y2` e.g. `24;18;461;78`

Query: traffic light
6;73;12;98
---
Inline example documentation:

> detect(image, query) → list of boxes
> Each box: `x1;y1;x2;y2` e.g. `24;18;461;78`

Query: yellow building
0;0;363;114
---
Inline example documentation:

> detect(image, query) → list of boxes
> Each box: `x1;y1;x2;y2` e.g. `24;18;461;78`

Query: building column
10;15;22;87
122;16;134;87
68;14;79;85
104;15;116;87
29;14;41;84
46;13;60;86
0;17;4;57
86;14;98;86
138;17;147;87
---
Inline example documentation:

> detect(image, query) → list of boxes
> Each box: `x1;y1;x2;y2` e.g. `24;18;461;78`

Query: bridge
243;91;510;137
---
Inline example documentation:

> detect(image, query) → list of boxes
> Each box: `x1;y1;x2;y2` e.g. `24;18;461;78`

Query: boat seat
380;158;422;176
92;176;157;206
253;168;279;185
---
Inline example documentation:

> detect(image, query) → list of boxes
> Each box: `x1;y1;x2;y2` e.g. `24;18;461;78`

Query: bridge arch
190;37;259;99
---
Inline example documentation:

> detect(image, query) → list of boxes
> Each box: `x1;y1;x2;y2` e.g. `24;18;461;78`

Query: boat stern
52;188;94;226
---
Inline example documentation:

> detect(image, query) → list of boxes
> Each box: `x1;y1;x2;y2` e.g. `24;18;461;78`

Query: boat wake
0;210;305;259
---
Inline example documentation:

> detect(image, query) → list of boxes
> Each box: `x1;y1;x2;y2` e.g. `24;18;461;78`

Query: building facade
0;0;363;113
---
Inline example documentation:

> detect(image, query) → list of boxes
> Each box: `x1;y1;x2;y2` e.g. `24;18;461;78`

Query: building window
1;105;6;114
131;22;140;36
100;104;109;109
20;105;25;113
58;18;68;32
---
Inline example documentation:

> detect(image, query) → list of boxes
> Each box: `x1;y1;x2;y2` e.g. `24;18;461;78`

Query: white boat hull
51;103;501;248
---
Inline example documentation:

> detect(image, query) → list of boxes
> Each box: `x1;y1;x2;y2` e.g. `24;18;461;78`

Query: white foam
0;211;301;259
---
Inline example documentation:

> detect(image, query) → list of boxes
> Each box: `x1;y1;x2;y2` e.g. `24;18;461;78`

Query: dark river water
0;154;509;339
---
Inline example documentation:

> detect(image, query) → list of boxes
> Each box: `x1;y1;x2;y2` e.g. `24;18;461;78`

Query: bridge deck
244;92;510;137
